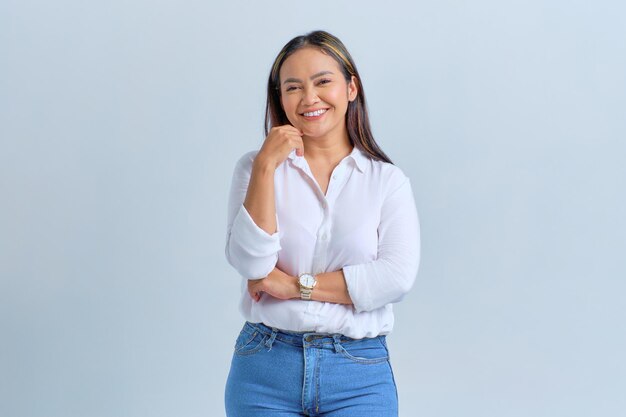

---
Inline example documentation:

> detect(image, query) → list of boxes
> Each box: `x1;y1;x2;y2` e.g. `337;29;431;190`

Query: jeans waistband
245;321;385;350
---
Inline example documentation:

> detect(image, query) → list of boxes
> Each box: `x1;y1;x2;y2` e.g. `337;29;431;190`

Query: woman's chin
302;130;325;139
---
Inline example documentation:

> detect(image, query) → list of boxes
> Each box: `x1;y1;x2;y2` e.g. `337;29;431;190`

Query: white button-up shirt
225;145;420;339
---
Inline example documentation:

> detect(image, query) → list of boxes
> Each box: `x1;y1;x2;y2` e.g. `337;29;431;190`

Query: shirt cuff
342;265;372;314
230;203;281;256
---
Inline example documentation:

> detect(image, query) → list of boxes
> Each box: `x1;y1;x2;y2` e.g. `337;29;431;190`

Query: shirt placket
299;161;350;329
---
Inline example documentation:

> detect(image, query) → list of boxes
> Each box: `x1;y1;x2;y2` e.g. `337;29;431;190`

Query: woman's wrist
252;154;276;174
309;271;352;305
292;275;301;299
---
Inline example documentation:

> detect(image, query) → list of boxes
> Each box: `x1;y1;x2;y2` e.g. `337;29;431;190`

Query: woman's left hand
248;267;299;302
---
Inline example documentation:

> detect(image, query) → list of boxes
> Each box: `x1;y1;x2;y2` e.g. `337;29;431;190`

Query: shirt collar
287;145;369;173
349;146;369;173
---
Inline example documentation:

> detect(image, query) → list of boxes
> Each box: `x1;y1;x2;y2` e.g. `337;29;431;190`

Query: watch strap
299;273;317;300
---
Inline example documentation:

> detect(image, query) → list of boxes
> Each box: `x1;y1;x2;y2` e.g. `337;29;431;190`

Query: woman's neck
302;131;352;167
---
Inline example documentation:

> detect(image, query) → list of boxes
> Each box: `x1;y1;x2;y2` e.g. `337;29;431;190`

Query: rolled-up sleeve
342;177;421;313
225;151;281;280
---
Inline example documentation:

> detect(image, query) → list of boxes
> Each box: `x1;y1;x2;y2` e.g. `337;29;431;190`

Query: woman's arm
243;158;278;235
225;126;304;280
225;152;282;280
311;270;352;304
247;267;353;305
341;177;420;313
244;125;304;234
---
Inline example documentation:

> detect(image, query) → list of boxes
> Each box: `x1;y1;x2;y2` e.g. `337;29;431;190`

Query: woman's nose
301;87;319;105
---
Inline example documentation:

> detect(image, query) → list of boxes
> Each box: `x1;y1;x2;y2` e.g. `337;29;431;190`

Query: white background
1;1;625;416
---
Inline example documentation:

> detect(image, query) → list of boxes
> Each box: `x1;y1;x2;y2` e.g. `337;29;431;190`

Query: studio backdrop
1;1;624;416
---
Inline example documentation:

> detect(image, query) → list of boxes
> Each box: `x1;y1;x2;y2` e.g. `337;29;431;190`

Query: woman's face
279;47;358;141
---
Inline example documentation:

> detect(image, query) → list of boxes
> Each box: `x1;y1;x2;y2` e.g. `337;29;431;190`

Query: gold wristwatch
298;273;317;300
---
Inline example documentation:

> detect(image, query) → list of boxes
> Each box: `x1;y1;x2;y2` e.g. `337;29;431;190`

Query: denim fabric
225;321;398;416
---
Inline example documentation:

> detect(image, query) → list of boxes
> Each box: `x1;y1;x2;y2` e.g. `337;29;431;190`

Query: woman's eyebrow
282;71;334;84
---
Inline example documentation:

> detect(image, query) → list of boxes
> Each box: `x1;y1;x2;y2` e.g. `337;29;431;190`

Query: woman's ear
348;75;358;102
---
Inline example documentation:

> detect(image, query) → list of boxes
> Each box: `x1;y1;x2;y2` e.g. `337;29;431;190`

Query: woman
224;30;420;417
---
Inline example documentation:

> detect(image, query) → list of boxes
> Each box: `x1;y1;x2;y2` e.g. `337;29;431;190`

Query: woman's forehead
279;48;340;78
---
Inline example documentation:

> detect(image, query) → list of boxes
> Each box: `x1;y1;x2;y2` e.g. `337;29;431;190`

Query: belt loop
332;334;342;354
264;327;278;351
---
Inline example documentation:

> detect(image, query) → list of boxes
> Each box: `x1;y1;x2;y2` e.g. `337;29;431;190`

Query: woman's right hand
254;125;304;170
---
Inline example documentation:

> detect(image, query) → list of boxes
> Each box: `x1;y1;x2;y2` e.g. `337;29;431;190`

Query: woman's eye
285;80;329;92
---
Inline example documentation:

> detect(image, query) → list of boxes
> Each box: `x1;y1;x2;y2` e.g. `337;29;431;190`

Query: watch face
300;274;315;287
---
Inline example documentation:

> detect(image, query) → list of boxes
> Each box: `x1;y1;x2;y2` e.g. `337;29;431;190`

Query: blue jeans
224;321;398;416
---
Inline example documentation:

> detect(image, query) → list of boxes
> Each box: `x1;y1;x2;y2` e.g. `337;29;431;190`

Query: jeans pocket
234;325;267;356
338;337;389;364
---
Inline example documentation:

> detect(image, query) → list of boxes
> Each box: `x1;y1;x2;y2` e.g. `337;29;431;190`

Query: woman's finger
258;125;304;168
247;280;256;300
248;279;264;302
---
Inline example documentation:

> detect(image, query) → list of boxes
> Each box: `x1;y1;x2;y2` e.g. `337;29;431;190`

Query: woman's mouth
301;108;328;120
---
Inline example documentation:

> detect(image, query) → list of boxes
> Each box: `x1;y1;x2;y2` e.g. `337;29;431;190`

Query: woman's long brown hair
264;30;393;164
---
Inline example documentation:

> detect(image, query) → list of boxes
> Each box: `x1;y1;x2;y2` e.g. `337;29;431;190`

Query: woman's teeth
303;109;327;117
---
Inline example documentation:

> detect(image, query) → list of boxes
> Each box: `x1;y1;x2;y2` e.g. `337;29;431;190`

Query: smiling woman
279;48;356;141
224;30;421;417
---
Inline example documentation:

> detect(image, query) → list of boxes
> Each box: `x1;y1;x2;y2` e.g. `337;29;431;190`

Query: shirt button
321;234;327;241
